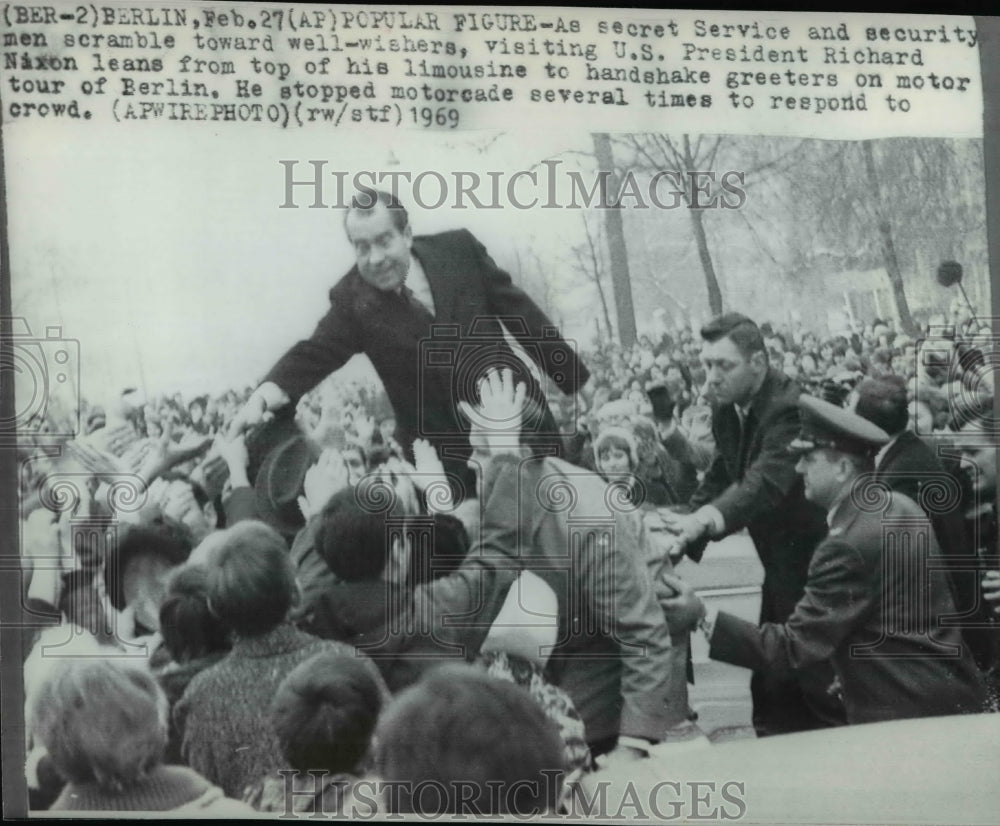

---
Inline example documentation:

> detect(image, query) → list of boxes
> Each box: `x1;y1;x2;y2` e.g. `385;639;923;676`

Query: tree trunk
688;206;723;316
593;273;614;339
861;141;918;336
682;135;724;317
592;132;637;347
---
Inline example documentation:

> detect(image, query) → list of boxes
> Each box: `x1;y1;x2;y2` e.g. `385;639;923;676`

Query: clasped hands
647;507;712;565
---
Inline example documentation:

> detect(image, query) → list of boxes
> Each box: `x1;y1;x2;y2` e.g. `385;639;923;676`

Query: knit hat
596;399;635;423
593;426;639;469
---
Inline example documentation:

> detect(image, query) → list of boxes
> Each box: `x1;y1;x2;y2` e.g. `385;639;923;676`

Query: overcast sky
7;122;599;407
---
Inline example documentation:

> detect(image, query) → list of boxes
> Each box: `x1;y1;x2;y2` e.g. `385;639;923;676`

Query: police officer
661;395;988;724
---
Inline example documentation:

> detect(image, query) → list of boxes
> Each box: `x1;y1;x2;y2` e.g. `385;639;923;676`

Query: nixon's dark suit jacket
711;492;988;724
264;229;588;474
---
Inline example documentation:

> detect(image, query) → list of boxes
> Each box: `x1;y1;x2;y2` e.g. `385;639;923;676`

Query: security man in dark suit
230;190;588;499
852;375;991;671
660;395;988;724
661;313;843;736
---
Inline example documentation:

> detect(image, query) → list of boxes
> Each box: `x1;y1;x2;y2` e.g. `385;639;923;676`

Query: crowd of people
16;304;999;816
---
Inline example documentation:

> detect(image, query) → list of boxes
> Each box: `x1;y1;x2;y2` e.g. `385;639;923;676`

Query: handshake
645;506;720;566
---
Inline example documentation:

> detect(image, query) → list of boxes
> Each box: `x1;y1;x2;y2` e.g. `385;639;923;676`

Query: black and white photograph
2;4;998;822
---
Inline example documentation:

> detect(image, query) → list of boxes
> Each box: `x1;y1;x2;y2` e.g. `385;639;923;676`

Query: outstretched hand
227;382;290;438
658;511;709;556
408;439;454;513
65;436;128;477
298;448;350;520
135;422;213;484
457;368;527;454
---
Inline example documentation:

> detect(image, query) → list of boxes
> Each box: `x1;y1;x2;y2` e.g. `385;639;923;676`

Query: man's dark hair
159;564;231;663
205;521;296;637
316;487;391;582
374;664;565;816
700;313;766;361
103;521;193;611
317;487;468;586
270;651;384;776
345;189;409;234
854;375;908;436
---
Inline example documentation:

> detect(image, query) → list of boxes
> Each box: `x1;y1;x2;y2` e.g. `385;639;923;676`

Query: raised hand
411;439;445;488
131;421;212;487
298;448;350;520
64;435;129;477
190;454;231;500
122;438;157;474
371;456;421;517
409;438;454;513
457;367;527;454
93;420;140;458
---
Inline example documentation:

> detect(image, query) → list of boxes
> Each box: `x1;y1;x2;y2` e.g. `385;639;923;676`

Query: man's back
175;627;360;797
790;492;983;723
710;491;987;724
513;456;680;746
